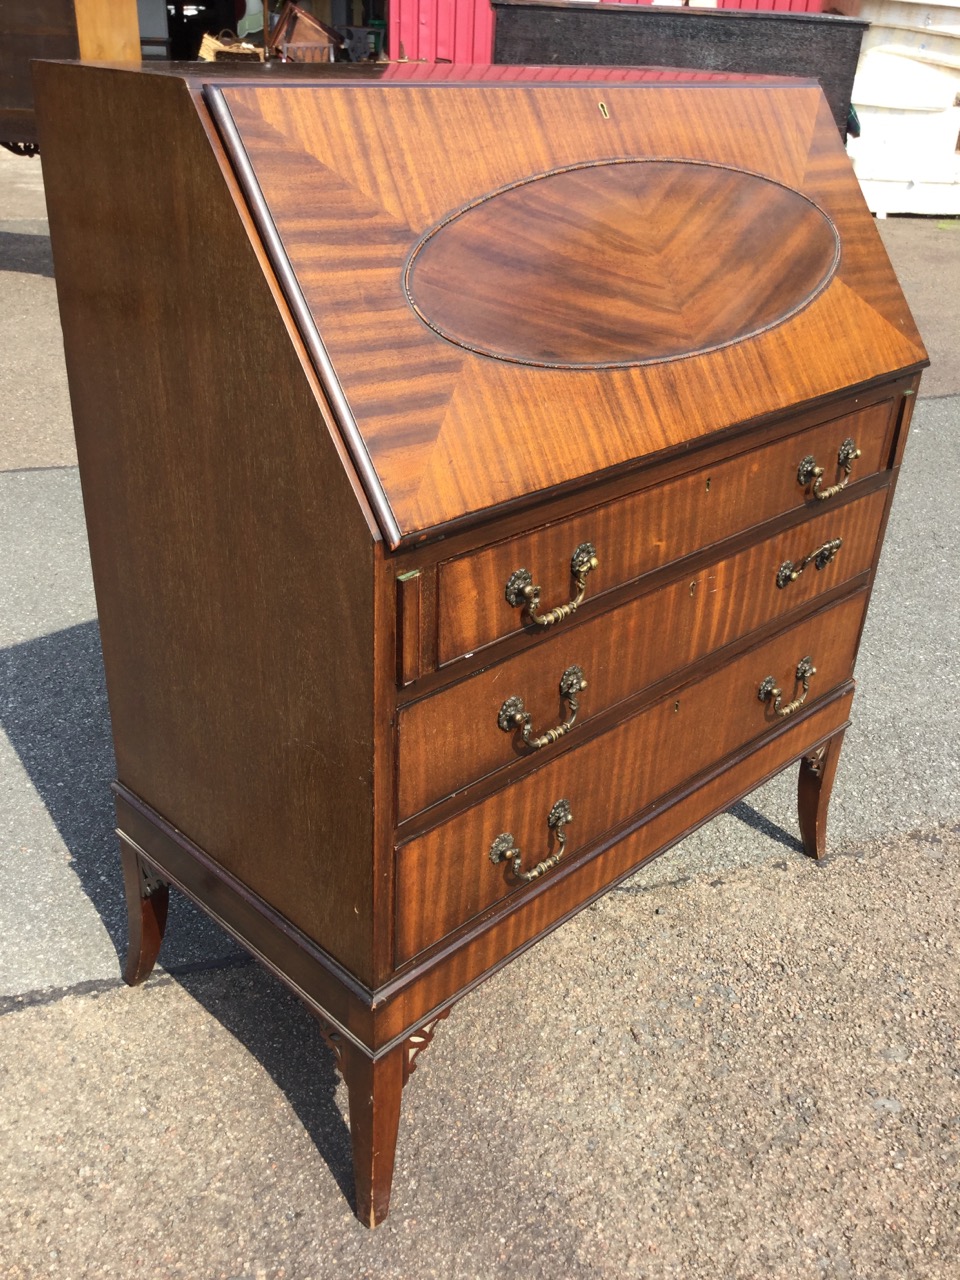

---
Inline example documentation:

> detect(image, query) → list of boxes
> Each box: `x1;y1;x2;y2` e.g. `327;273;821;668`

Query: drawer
395;590;867;963
437;397;895;664
399;487;887;820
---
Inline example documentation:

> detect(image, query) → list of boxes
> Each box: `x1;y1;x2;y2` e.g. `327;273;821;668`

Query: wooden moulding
204;86;404;551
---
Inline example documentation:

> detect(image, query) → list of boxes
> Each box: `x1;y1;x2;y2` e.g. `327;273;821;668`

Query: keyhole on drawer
674;700;681;713
689;581;697;597
598;101;609;119
705;476;711;492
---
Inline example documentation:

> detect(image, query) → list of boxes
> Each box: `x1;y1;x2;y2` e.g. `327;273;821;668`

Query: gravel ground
2;826;959;1279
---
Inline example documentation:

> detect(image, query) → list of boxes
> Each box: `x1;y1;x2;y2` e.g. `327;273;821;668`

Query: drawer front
437;398;895;664
399;488;886;820
395;591;867;963
388;691;854;1032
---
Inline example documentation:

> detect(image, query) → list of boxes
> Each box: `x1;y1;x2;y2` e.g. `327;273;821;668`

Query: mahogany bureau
34;60;927;1226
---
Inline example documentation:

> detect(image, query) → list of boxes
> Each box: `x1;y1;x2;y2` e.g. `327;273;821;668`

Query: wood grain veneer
395;591;867;961
215;82;924;546
34;60;926;1227
437;398;896;662
381;688;857;1021
405;159;839;367
400;488;887;819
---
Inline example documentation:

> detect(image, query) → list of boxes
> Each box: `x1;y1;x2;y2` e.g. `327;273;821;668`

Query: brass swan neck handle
498;665;587;751
505;543;599;627
776;537;843;589
797;438;861;502
489;799;573;883
758;655;817;718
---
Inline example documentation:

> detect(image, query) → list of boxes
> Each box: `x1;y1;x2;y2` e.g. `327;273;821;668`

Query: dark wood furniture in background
34;59;926;1227
0;0;139;151
493;0;870;137
268;3;345;62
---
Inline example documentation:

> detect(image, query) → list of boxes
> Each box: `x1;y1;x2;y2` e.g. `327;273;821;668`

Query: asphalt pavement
1;145;958;1279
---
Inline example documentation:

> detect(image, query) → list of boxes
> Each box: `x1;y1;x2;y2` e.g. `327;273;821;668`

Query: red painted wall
389;0;497;63
717;0;826;11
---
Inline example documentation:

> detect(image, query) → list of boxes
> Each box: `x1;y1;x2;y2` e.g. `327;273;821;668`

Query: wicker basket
198;32;263;62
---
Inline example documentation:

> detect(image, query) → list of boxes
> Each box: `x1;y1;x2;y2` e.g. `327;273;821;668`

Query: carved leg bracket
118;822;449;1229
119;838;170;985
798;730;845;860
313;1008;451;1227
402;1011;449;1083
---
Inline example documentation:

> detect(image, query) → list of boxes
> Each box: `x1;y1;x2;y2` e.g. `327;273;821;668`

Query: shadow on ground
727;799;803;853
0;620;237;970
0;230;54;277
0;618;356;1203
174;963;355;1206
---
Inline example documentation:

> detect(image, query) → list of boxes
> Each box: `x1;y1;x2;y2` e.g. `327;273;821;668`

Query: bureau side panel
34;64;379;982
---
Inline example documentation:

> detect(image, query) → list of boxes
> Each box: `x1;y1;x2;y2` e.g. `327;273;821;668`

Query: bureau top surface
209;74;925;547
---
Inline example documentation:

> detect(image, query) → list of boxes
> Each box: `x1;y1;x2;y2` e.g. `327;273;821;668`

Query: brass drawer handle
797;438;861;501
758;656;817;718
498;665;587;750
505;542;598;627
489;799;573;883
776;537;843;589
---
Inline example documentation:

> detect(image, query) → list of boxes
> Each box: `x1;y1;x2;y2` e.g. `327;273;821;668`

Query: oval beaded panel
404;159;840;369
